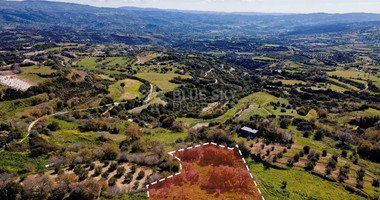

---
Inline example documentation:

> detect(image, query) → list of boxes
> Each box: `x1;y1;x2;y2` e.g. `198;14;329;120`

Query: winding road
1;84;156;150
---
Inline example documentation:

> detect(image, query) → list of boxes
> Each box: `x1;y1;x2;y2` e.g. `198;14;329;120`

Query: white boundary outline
146;143;265;200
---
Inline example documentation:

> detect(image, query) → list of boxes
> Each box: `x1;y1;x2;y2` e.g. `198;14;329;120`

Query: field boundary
146;142;265;200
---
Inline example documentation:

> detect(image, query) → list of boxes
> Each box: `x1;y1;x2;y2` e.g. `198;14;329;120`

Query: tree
102;144;120;160
93;166;102;177
314;129;325;141
171;121;184;132
327;157;337;170
317;108;328;118
357;139;372;158
279;118;291;129
68;179;106;200
116;166;126;178
341;150;347;158
47;122;60;131
287;158;295;167
293;153;300;162
23;175;53;200
137;171;145;180
338;164;350;182
338;132;353;146
303;146;310;154
305;159;316;171
0;182;24;200
356;168;365;189
373;178;380;187
125;125;141;141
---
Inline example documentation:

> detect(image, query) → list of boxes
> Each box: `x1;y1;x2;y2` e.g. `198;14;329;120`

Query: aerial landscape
0;0;380;199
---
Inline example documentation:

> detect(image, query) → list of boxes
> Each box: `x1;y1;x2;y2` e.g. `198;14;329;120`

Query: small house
240;126;259;139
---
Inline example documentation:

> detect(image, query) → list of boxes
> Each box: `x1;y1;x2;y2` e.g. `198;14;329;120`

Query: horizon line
8;0;380;15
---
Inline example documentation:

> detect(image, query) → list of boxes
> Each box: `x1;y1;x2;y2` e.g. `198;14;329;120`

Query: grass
276;79;306;86
21;65;56;75
328;78;361;91
108;79;143;101
0;93;50;120
140;128;187;151
0;151;49;172
328;68;380;88
49;130;99;147
333;108;380;127
248;161;367;200
252;56;276;61
135;72;191;92
78;57;135;75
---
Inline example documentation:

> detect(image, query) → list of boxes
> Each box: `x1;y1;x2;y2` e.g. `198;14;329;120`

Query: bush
116;166;126;178
130;165;137;174
373;178;380;187
286;158;294;167
108;177;117;186
310;171;336;182
102;171;109;179
293;153;300;162
299;150;304;157
322;150;327;157
341;150;347;158
137;171;145;180
338;164;350;182
93;166;102;176
108;162;118;172
303;146;310;154
123;173;133;184
344;185;368;198
281;181;287;189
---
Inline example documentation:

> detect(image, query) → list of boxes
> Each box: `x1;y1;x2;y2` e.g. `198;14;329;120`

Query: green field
135;72;191;92
140;128;187;151
0;151;48;172
248;161;367;200
21;65;57;75
276;79;306;86
328;68;380;88
107;79;143;101
78;57;135;74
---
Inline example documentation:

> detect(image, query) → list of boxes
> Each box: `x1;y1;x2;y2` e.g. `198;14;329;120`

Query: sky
22;0;380;13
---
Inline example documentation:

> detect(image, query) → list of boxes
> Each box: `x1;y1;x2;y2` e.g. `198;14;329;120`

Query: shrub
305;160;315;171
293;153;300;162
93;166;102;176
102;172;109;179
281;181;287;189
130;165;137;174
322;150;327;157
286;158;294;167
123;173;133;184
341;150;347;158
133;181;140;190
303;146;310;154
373;178;380;187
303;131;310;138
116;166;126;178
108;177;117;186
108;162;118;172
299;150;304;157
314;129;325;141
338;164;350;182
78;169;89;181
89;163;95;171
137;171;145;180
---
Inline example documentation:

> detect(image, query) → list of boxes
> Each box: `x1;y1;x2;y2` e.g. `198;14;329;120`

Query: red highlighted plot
147;143;264;200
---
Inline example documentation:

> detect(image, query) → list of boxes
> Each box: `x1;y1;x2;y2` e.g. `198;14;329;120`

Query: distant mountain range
0;1;380;46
